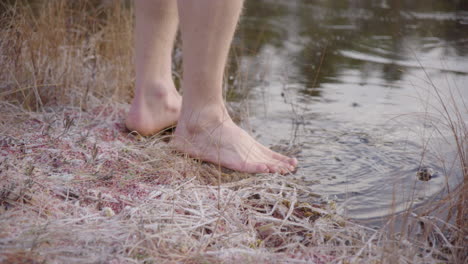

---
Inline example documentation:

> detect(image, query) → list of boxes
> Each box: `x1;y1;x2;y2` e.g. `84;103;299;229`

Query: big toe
258;144;298;169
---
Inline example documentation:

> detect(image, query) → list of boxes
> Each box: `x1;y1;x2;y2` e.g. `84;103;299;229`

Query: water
231;0;468;221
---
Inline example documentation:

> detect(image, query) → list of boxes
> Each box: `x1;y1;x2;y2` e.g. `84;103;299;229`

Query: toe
278;166;288;175
270;158;295;173
264;159;290;175
266;163;281;174
257;143;297;167
288;157;298;167
274;153;298;170
240;162;269;174
263;147;289;161
255;163;270;174
279;164;292;174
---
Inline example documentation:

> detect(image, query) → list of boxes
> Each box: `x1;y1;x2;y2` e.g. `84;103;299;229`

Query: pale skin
126;0;298;174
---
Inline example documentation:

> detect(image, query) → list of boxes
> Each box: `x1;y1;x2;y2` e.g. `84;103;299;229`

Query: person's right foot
125;81;181;136
171;107;298;174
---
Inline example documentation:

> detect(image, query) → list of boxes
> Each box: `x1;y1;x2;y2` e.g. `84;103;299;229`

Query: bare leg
172;0;298;174
125;0;181;136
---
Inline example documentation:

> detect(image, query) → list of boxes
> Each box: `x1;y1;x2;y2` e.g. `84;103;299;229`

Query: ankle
177;104;231;134
135;80;177;100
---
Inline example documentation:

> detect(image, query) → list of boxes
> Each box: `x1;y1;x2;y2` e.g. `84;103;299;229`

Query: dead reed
410;57;468;262
0;0;134;110
0;0;466;263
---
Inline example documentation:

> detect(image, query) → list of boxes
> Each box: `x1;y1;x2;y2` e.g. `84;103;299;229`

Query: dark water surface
232;0;468;221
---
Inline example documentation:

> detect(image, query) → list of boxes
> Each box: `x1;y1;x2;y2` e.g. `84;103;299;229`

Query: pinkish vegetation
0;1;465;263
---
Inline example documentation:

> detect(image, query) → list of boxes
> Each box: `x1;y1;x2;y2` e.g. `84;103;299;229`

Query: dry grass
405;51;468;262
0;0;466;263
0;0;134;110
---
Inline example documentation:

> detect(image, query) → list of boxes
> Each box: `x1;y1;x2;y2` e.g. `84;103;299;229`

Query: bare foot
125;82;181;136
171;107;298;174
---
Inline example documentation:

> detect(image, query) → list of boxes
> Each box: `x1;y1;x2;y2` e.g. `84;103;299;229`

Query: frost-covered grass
1;102;461;263
0;1;465;263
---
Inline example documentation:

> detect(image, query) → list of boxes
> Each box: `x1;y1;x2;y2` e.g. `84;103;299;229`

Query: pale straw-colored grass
1;102;458;263
0;1;464;263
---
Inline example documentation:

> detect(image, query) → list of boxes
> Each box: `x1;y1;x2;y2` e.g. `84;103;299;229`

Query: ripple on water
240;0;467;222
298;125;447;219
